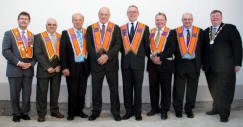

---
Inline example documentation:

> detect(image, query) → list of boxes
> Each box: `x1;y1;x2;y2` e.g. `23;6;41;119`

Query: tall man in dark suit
147;12;174;120
120;5;150;121
60;13;90;121
203;10;242;122
34;18;64;122
170;13;203;118
2;11;35;122
86;7;121;121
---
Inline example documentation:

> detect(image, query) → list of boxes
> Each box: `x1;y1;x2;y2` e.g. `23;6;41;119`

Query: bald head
98;7;110;24
46;18;57;34
182;13;193;29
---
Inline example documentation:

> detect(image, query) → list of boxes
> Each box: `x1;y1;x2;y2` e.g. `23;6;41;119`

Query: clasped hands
17;62;32;69
97;54;109;65
150;56;162;65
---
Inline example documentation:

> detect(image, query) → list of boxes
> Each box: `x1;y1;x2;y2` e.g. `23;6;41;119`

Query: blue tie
130;23;135;42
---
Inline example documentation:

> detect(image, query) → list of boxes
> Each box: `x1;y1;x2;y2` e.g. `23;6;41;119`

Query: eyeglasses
47;24;57;26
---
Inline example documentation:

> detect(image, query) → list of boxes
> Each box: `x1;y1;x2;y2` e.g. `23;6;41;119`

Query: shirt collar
47;31;56;36
18;27;27;34
212;25;220;30
129;20;138;26
183;26;192;31
99;21;109;28
74;27;83;33
156;26;165;31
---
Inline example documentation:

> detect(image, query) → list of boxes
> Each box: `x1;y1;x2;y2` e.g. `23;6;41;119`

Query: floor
0;101;242;127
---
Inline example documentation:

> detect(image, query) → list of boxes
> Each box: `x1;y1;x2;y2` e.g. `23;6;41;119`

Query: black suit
34;33;61;117
86;23;121;116
60;29;90;117
169;27;203;114
120;22;150;117
203;23;242;119
147;30;174;113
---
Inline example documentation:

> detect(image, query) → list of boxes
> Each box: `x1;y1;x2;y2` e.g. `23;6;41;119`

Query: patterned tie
212;27;217;40
155;29;161;45
77;31;83;49
130;23;135;42
50;34;57;50
186;30;190;48
101;24;105;41
21;31;28;49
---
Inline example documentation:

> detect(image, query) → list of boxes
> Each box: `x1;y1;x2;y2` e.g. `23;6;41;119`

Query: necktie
21;31;28;49
101;24;105;41
50;34;57;50
186;30;190;48
155;29;161;45
130;23;135;41
77;31;83;49
212;27;217;40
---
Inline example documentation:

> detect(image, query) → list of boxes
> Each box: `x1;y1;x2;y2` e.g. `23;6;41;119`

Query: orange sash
41;31;61;60
176;26;199;56
11;28;33;58
121;22;145;55
150;27;170;55
67;28;87;57
92;22;115;53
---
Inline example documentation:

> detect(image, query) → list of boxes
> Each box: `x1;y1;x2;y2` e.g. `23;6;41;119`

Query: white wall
0;0;243;102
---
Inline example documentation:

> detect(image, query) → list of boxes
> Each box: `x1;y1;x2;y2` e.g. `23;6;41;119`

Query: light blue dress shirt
182;26;195;59
74;28;85;62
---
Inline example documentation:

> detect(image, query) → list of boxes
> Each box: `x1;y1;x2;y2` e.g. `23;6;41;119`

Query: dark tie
101;24;105;41
187;30;190;48
130;23;135;41
21;31;28;49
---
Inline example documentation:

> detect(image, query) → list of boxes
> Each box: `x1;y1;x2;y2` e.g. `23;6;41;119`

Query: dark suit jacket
86;23;121;72
59;29;90;78
34;33;60;78
2;30;35;77
120;23;150;70
203;23;242;72
169;27;204;76
147;30;174;73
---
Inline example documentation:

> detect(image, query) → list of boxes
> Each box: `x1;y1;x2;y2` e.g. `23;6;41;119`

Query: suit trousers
8;77;33;116
36;73;61;117
173;60;199;114
205;70;236;118
91;70;120;116
66;62;88;116
122;69;144;117
148;70;172;113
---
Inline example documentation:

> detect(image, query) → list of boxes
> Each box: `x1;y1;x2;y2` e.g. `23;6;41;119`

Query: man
203;10;242;122
146;12;174;120
120;5;150;121
60;13;90;121
86;7;121;121
170;13;203;118
34;18;64;122
2;11;35;122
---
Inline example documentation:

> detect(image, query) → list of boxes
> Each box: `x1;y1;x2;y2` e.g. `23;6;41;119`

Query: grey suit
2;30;35;116
34;33;61;117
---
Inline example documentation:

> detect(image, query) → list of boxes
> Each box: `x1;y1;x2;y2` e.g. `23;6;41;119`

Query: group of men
2;5;242;123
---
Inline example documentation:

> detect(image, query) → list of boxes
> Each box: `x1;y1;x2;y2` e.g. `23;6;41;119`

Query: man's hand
97;54;109;65
151;56;162;65
235;66;241;72
55;66;61;73
62;69;70;76
18;62;31;69
47;67;55;73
